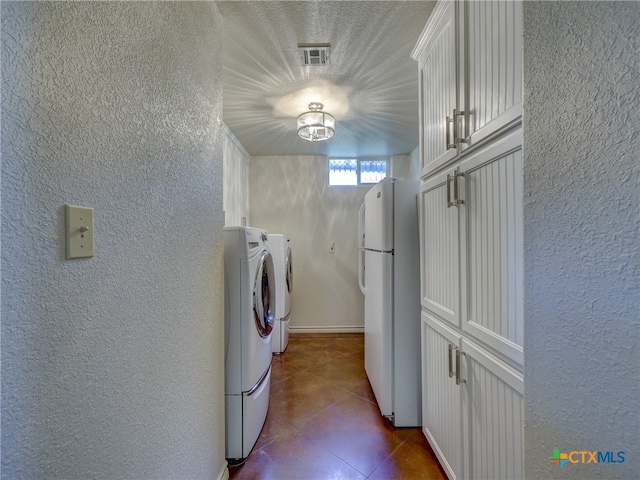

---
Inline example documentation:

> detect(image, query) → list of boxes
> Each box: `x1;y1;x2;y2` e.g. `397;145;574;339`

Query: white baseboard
217;464;230;480
289;325;364;334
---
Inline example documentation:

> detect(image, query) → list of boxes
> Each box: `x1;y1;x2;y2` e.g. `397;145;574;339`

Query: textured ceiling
218;1;436;157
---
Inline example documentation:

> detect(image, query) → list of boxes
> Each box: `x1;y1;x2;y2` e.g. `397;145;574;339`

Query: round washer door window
253;250;274;338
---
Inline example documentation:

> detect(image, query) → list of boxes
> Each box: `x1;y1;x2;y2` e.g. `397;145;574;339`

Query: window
328;158;388;186
328;159;357;186
359;159;387;184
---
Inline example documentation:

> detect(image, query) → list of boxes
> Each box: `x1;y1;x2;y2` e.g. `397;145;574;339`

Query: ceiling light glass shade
297;103;335;142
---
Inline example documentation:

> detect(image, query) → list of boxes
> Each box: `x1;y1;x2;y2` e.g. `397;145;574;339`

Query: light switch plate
65;204;94;259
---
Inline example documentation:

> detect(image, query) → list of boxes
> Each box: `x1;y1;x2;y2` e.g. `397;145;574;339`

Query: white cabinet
463;0;522;149
416;3;525;476
420;128;523;368
422;313;524;480
421;312;463;479
419;165;460;326
413;0;458;172
412;0;522;177
459;131;524;367
461;338;524;480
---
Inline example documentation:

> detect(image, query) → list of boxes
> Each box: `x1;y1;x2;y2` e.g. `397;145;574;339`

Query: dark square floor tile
269;370;351;428
330;335;365;359
368;428;447;480
297;393;412;477
253;399;301;452
280;344;349;371
229;430;366;480
305;354;377;403
270;353;302;385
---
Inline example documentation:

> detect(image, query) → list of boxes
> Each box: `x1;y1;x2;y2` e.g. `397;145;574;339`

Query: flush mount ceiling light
296;102;335;142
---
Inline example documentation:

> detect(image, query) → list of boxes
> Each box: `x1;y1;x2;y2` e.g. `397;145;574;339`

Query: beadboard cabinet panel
412;0;522;178
417;0;458;175
420;129;524;367
461;339;524;480
419;175;459;326
422;313;463;480
460;130;524;367
463;0;522;150
422;314;525;480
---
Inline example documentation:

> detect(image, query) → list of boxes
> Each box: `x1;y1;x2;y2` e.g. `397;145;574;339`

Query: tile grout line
296;428;371;478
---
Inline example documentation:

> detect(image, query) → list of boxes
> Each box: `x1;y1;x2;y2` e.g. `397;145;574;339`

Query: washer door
285;246;293;294
253;250;275;338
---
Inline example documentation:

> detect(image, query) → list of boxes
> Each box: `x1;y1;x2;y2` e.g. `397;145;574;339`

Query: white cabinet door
419;173;459;328
422;312;463;480
413;0;523;177
413;0;458;175
460;338;524;480
459;129;524;367
461;0;523;151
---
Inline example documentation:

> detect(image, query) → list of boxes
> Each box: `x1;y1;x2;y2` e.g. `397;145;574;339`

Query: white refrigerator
358;178;421;427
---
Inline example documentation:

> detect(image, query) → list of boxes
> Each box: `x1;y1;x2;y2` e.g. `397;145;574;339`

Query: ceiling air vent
299;43;331;66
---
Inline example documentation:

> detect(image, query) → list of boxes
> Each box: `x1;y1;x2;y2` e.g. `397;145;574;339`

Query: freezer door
364;249;393;418
364;179;394;252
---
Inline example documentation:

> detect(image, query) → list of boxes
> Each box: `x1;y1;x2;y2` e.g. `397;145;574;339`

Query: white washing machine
224;226;276;463
268;234;292;354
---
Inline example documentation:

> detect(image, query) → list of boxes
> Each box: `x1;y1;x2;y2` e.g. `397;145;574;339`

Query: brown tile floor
229;333;447;480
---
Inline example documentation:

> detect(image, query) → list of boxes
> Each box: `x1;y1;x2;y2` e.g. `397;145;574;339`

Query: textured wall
250;156;368;331
1;2;227;479
523;2;639;479
223;125;250;226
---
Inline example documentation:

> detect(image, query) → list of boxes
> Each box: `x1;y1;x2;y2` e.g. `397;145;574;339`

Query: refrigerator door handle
358;202;366;295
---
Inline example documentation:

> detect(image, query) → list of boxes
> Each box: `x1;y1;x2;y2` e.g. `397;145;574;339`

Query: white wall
250;156;368;332
523;2;639;479
1;3;228;479
409;146;420;181
394;148;422;181
223;124;250;226
390;154;416;180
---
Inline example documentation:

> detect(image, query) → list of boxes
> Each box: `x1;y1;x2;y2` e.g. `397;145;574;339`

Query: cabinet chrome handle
446;116;455;150
446;174;454;208
453;109;466;144
454;169;465;206
455;350;467;385
448;344;458;377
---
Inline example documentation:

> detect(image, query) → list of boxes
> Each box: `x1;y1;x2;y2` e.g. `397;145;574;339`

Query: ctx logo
550;449;625;467
550;449;569;467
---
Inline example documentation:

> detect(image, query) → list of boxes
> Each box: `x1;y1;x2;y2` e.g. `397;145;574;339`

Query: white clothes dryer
224;226;276;463
268;234;292;354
